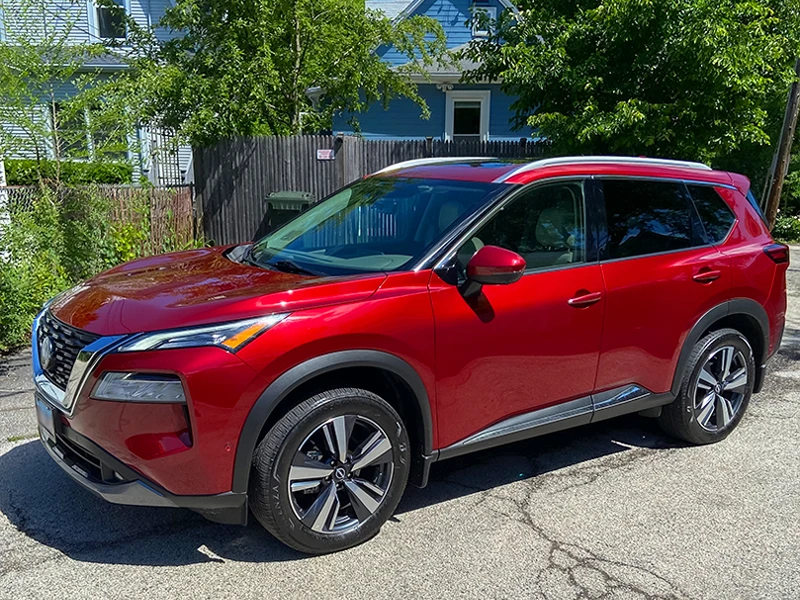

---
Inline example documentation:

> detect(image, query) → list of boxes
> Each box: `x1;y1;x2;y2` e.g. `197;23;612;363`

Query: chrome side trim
437;396;594;460
436;384;677;461
464;397;593;447
494;156;712;182
32;310;127;416
592;385;649;411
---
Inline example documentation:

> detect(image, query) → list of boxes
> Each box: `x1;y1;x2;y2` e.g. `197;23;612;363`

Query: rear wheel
659;328;755;444
249;388;410;554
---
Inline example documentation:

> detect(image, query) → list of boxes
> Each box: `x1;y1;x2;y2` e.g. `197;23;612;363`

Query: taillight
764;243;790;264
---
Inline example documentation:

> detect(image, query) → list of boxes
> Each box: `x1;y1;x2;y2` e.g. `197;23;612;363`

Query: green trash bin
256;191;313;238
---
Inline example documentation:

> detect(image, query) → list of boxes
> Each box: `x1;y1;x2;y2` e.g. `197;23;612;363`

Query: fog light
93;372;186;403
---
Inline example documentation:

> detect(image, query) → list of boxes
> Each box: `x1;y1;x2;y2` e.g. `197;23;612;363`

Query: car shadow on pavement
0;414;681;567
398;414;680;515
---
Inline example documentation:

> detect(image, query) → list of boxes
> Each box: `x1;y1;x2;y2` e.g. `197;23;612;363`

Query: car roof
373;156;736;188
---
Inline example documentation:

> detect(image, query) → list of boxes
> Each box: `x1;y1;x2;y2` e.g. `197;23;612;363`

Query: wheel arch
671;299;769;396
232;350;434;494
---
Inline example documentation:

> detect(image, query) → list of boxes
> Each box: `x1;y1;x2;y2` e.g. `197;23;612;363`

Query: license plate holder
35;398;56;442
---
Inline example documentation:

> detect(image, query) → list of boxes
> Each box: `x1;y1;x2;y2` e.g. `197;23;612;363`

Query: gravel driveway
2;250;799;600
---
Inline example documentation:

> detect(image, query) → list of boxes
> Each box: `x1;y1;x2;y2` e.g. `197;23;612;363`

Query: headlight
117;314;289;353
93;372;186;403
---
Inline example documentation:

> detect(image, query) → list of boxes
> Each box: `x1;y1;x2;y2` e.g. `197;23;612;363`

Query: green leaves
122;0;448;146
5;160;133;185
463;0;800;170
0;0;138;174
0;185;202;351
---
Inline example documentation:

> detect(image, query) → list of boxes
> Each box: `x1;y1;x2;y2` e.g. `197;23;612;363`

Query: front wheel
659;328;755;445
249;387;410;554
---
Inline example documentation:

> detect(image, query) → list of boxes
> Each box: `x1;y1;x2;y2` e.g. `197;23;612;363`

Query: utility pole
764;58;800;230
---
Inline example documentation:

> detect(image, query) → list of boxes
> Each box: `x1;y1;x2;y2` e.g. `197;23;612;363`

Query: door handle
568;291;602;308
693;269;721;283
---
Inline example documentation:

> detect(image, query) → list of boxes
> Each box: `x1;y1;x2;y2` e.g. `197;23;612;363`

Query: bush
0;189;70;350
772;214;800;243
5;159;134;185
0;185;201;352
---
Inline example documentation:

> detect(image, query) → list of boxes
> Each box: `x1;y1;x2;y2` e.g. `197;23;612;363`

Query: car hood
50;246;386;336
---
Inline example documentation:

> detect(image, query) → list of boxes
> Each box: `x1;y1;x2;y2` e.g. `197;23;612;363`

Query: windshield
250;177;509;276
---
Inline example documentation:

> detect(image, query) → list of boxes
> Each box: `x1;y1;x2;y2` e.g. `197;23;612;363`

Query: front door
429;179;605;448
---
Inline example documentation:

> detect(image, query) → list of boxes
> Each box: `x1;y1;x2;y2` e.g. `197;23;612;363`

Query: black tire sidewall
678;330;755;444
253;390;410;554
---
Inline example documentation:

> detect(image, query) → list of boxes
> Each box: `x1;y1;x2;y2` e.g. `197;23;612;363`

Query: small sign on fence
316;149;335;161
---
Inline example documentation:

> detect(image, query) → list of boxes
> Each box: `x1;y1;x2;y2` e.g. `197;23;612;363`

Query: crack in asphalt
0;390;35;400
490;493;693;600
439;444;693;600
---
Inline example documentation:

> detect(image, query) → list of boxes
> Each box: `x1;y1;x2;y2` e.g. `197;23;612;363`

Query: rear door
595;178;732;395
429;179;605;449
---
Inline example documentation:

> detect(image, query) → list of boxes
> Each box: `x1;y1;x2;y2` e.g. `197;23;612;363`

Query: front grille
38;311;101;390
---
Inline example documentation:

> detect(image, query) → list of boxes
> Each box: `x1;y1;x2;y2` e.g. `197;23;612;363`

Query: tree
462;0;800;168
0;0;135;181
122;0;449;147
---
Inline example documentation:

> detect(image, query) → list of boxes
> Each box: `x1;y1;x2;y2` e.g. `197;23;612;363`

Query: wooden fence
193;135;549;245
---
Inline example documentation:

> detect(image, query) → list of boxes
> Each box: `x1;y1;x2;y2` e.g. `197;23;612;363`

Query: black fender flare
671;298;769;397
232;350;434;494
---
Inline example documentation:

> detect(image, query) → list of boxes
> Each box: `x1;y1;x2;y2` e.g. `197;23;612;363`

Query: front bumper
37;403;247;525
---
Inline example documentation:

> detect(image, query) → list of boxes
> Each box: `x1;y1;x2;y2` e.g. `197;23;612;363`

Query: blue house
0;0;191;184
329;0;531;142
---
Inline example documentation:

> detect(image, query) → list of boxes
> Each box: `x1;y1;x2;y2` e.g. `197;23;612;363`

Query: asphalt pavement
1;251;799;599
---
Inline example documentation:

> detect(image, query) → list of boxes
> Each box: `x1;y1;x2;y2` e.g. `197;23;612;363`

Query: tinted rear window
746;190;768;225
687;185;736;243
602;179;696;259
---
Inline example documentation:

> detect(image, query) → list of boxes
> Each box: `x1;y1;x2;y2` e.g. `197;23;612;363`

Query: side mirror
462;245;526;297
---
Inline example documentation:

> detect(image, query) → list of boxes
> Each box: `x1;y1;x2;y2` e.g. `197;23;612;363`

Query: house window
445;90;490;142
93;0;127;39
471;5;497;37
51;103;129;161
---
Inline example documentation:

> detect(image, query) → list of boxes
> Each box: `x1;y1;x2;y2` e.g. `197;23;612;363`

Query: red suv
33;156;787;553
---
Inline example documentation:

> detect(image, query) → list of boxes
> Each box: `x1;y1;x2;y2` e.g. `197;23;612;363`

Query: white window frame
445;90;491;142
471;5;497;38
87;0;131;42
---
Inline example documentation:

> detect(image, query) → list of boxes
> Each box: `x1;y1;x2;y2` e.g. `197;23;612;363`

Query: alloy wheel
693;345;748;432
287;415;394;534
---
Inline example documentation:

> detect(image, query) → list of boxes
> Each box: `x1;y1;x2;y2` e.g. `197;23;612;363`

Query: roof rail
495;155;712;182
372;157;499;176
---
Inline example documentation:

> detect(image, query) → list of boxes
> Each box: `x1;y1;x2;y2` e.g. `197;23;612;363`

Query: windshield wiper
241;244;261;267
268;259;320;276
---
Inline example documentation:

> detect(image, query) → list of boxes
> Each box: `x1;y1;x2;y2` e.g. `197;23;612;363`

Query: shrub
0;184;201;352
772;214;800;243
0;189;71;350
5;159;134;185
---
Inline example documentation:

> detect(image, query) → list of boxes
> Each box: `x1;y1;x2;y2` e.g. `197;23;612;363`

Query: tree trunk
765;59;800;230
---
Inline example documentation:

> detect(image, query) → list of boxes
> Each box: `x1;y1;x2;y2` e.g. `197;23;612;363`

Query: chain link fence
0;184;196;251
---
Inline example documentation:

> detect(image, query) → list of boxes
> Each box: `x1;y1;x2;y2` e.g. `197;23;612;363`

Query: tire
659;328;755;445
249;387;410;554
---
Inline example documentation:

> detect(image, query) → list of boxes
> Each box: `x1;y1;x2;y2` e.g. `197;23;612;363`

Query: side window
456;181;586;271
602;179;697;259
687;185;736;243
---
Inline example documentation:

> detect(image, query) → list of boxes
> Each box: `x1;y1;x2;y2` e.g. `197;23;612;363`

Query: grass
6;433;39;443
